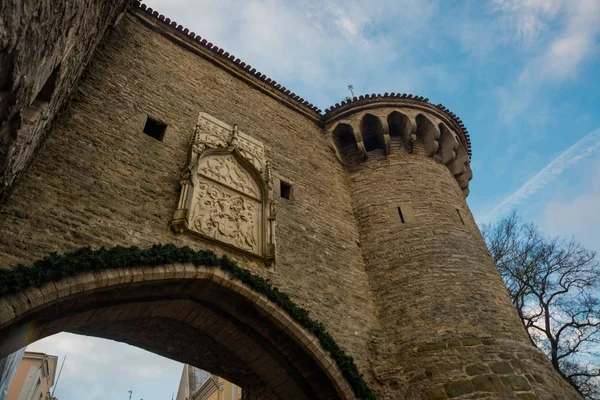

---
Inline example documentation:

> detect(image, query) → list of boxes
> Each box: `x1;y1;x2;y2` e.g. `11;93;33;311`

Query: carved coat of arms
171;113;276;263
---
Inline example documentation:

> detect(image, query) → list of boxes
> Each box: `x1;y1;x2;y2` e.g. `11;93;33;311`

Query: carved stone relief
171;113;275;263
191;180;260;253
198;154;260;198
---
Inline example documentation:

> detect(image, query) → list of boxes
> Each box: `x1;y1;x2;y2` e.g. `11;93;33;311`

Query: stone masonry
0;2;582;399
0;0;130;203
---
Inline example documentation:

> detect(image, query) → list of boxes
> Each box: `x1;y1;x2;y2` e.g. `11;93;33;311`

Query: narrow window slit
398;207;405;224
457;209;465;225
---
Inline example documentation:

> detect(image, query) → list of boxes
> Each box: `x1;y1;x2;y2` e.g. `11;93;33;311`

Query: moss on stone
490;361;514;374
471;375;504;392
501;375;531;391
444;380;474;397
516;394;537;400
422;387;448;400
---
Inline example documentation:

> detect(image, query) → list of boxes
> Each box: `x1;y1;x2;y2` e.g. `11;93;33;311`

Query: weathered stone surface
0;0;129;203
444;380;473;397
516;394;537;400
490;361;514;374
501;375;531;391
465;364;490;376
471;375;504;392
422;386;448;400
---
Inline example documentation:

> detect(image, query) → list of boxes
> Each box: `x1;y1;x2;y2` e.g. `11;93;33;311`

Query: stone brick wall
0;0;129;203
0;8;379;392
345;147;578;398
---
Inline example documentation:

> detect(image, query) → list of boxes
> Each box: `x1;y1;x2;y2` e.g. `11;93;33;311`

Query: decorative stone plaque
171;113;276;263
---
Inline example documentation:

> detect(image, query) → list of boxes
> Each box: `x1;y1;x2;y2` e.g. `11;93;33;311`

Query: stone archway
0;245;369;400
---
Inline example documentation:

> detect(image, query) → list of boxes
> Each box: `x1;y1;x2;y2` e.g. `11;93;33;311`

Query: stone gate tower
323;98;576;398
0;1;583;399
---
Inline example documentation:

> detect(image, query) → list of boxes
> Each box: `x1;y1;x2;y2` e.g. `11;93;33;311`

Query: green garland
0;244;375;400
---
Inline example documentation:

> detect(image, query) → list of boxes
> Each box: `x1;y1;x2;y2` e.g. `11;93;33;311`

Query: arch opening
332;123;361;165
360;114;385;153
387;111;413;151
0;249;364;400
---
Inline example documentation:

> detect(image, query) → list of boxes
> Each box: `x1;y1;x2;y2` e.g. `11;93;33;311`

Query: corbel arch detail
327;120;366;164
326;106;472;196
359;112;386;153
414;114;440;156
387;110;416;150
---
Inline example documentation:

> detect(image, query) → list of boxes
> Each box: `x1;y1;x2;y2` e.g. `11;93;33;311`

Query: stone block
423;387;448;400
516;394;537;400
532;374;546;384
490;361;514;374
418;342;448;352
465;363;490;376
501;375;531;391
461;338;481;347
471;375;504;392
444;380;474;397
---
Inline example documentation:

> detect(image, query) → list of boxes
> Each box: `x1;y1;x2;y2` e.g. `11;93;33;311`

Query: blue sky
25;1;600;399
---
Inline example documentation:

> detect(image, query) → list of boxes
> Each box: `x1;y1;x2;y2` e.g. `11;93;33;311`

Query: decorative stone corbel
349;120;367;158
377;114;391;155
406;117;417;153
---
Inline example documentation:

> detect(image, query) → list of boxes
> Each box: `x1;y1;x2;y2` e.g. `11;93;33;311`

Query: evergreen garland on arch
0;243;376;400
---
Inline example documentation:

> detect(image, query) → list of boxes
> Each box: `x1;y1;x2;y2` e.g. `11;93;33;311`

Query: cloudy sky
24;0;600;399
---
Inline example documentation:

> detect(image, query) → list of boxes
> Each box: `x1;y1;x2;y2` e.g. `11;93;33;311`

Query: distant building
0;348;26;400
176;365;241;400
5;352;58;400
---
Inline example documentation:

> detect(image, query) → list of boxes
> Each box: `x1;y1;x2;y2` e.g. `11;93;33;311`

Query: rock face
0;0;129;203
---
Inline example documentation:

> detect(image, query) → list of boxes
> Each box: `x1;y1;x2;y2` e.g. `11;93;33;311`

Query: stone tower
324;97;578;398
0;1;583;399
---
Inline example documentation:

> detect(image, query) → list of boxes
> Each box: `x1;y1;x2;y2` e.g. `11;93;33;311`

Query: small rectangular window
280;180;292;200
143;116;167;141
397;207;405;224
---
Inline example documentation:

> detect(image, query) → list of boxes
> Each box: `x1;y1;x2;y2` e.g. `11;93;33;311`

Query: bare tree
482;212;600;398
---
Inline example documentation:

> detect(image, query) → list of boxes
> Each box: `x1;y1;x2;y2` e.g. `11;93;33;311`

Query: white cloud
26;332;182;400
492;0;563;46
518;0;600;84
492;0;600;124
542;159;600;253
480;127;600;223
142;0;443;107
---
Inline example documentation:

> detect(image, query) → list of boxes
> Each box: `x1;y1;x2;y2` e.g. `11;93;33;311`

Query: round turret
324;94;472;196
325;95;580;398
